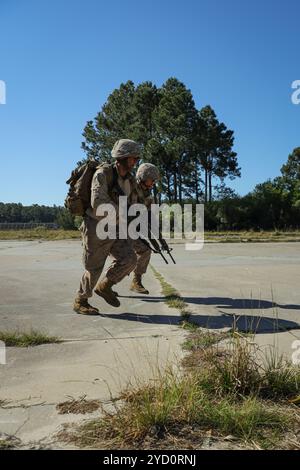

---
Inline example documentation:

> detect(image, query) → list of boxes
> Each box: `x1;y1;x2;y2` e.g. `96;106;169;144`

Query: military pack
65;160;117;216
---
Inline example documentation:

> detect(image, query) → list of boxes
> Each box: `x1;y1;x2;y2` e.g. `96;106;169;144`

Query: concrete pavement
1;240;300;447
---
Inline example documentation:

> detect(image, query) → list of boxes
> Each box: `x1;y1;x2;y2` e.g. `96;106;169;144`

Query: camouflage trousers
77;216;137;299
131;239;151;275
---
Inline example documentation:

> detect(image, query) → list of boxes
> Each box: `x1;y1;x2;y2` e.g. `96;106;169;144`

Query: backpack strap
96;162;116;191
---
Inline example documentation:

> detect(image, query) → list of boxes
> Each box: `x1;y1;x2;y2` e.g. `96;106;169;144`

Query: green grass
180;320;199;332
261;348;300;400
56;396;101;415
204;230;300;243
150;265;190;319
0;439;13;450
0;435;21;450
60;367;293;449
0;228;80;240
1;229;300;243
182;329;229;350
184;333;300;402
0;329;62;347
200;397;290;447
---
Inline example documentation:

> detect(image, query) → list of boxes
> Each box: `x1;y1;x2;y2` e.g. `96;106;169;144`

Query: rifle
142;236;176;264
157;235;176;264
139;222;176;265
148;185;176;264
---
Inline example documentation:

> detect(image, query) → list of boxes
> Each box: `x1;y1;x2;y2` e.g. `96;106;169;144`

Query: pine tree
81;81;136;161
151;78;198;203
198;105;240;202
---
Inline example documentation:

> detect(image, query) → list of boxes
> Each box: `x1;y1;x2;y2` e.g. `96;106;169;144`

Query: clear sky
0;0;299;205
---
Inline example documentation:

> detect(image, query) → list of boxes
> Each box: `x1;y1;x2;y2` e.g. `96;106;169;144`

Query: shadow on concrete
101;311;300;334
119;295;300;311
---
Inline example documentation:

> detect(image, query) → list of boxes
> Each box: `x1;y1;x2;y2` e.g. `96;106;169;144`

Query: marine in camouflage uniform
74;139;140;315
130;163;160;295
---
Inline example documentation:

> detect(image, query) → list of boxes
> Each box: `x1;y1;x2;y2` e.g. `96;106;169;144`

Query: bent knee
128;251;138;268
121;250;137;271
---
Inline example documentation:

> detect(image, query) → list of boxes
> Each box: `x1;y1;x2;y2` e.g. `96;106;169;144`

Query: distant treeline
212;146;299;231
1;143;299;232
0;204;77;230
0;204;60;223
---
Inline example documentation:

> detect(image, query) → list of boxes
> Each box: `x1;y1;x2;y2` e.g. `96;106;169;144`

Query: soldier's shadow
119;295;300;311
101;311;300;334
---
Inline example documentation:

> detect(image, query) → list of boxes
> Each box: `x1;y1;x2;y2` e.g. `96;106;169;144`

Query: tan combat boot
73;297;99;315
94;277;120;307
130;274;149;294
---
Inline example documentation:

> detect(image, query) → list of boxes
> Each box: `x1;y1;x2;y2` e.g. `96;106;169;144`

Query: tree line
208;147;300;230
1;146;299;231
0;203;76;230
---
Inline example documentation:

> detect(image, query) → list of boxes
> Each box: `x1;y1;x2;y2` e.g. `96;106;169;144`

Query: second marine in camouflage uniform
130;163;160;294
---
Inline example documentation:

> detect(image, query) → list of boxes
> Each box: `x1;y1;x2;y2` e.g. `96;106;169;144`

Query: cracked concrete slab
0;334;185;405
0;403;96;446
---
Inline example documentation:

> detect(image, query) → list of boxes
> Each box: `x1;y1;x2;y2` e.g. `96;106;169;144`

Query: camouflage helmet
136;163;160;183
111;139;141;160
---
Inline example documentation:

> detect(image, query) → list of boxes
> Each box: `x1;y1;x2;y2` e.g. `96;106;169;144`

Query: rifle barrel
167;251;176;264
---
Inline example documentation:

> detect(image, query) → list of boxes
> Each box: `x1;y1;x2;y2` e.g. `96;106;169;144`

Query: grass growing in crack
261;348;300;400
57;395;101;415
60;367;292;449
0;329;61;347
184;333;300;401
0;435;21;449
193;337;262;397
150;265;190;319
182;329;229;351
180;320;199;332
0;439;13;450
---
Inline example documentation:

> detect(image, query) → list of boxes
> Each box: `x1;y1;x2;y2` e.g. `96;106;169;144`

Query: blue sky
0;0;299;205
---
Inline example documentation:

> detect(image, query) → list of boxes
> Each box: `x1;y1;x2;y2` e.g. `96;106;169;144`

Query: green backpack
65;160;117;216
